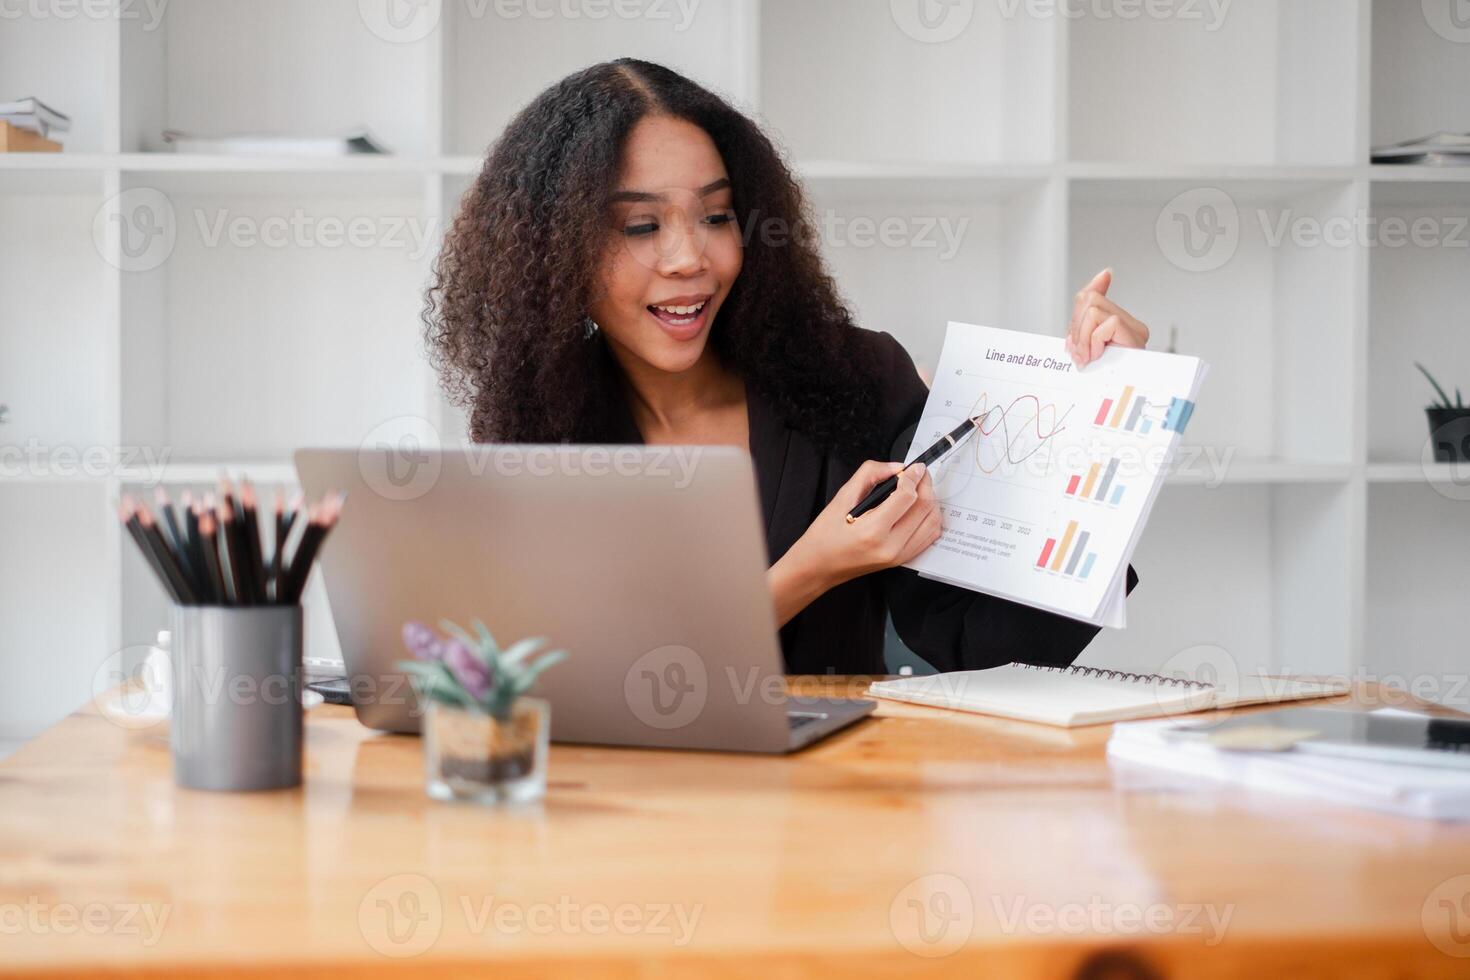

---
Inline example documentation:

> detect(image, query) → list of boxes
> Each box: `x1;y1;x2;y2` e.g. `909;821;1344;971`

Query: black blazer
599;328;1135;675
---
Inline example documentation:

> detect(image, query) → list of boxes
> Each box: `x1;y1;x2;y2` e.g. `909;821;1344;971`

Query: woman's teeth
649;301;707;326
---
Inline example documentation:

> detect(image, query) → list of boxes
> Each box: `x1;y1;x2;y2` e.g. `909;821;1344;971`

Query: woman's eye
623;222;658;237
704;212;736;227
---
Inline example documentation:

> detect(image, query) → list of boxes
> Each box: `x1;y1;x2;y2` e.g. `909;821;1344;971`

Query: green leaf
472;618;500;654
508;649;567;696
397;660;476;709
438;618;478;651
499;636;550;670
1415;362;1453;409
1458;387;1464;410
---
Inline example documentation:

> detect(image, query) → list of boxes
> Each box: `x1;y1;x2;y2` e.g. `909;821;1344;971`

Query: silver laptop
294;445;874;752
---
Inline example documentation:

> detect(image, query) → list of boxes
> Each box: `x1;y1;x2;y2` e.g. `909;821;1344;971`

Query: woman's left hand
1066;268;1150;367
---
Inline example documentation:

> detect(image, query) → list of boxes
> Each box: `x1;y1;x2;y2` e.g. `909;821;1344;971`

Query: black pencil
216;492;246;606
280;504;324;605
240;480;268;604
182;492;212;604
137;503;197;604
269;490;286;602
120;498;182;603
198;511;228;606
153;486;197;594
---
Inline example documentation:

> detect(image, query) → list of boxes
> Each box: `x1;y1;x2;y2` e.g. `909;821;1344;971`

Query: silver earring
583;316;600;339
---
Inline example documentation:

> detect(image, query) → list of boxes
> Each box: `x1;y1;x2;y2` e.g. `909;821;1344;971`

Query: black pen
846;414;984;523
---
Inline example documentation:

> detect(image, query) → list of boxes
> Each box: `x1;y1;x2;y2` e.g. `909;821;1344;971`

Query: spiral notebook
867;664;1349;728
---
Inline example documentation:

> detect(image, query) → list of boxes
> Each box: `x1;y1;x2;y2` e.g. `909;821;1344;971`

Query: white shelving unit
3;0;1467;738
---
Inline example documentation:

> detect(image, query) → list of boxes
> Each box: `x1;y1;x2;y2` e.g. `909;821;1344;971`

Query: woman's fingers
1090;314;1124;362
1069;268;1112;340
869;463;924;532
841;459;905;509
1069;271;1149;366
897;476;943;560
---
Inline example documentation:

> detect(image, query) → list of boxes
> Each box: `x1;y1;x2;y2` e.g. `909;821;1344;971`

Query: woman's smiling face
588;114;743;375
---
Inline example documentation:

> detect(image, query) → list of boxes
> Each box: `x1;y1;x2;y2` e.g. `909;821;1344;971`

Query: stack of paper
1108;714;1470;821
162;128;390;156
1371;132;1470;167
0;97;70;140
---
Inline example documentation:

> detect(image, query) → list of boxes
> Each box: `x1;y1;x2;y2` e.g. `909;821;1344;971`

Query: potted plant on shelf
399;619;567;805
1415;362;1470;463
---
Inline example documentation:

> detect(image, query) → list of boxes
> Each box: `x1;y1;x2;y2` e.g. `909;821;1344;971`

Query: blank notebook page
867;664;1218;727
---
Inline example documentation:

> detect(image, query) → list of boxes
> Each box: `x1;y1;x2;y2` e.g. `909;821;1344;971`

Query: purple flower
402;621;443;662
444;638;494;702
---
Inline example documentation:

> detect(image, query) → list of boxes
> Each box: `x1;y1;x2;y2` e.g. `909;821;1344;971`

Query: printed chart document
903;323;1208;627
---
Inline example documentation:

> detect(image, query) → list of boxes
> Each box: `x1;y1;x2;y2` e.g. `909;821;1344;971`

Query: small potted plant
399;619;566;805
1415;362;1470;463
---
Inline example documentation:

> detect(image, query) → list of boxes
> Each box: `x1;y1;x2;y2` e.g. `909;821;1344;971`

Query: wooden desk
2;679;1469;978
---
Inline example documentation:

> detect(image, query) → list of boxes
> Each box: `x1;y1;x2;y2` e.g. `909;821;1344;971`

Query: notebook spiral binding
1017;663;1214;690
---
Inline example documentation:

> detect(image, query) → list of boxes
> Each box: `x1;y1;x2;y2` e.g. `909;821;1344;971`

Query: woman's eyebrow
608;178;732;204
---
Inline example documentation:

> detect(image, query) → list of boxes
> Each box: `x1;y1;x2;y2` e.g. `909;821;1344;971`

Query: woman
425;59;1147;675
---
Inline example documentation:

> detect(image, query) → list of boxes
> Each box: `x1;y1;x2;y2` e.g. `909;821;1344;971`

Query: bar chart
1092;386;1158;435
1035;519;1099;581
1064;457;1129;506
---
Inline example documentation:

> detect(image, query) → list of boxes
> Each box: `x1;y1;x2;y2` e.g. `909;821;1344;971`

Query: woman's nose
656;215;708;276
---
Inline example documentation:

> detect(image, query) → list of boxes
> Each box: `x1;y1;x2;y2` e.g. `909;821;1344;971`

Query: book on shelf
0;120;61;153
161;127;390;156
0;97;70;140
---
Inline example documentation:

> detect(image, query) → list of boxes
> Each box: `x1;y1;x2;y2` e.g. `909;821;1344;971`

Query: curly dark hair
424;58;885;459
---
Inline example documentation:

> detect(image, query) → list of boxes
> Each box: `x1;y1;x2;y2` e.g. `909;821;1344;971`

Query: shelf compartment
1080;482;1355;677
0;184;111;456
1366;182;1470;462
0;9;112;153
1069;179;1361;465
1068;0;1360;166
120;0;435;155
761;0;1056;165
445;0;750;156
0;483;113;737
117;175;433;461
1370;0;1470;160
1365;484;1470;712
806;179;1061;379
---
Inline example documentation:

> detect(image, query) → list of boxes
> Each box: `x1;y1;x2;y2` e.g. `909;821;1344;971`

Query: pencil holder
169;605;304;791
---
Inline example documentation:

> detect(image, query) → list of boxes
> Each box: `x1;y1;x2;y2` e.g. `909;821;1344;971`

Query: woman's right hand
768;460;942;626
